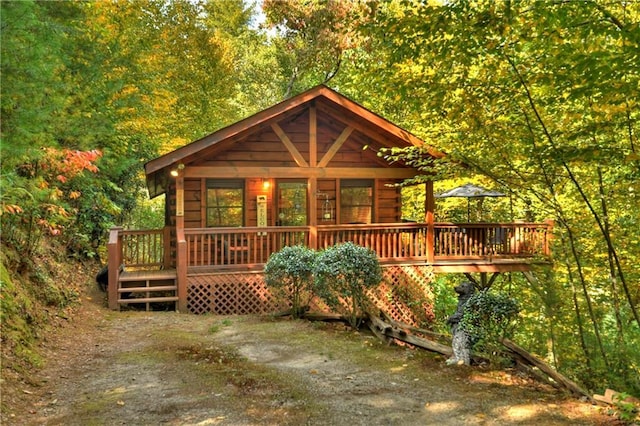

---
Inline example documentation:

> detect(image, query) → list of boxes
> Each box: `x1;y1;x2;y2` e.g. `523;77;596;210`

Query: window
206;180;244;227
277;181;307;226
340;179;373;224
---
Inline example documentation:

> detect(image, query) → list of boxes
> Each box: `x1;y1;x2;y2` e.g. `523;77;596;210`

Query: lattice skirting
368;265;436;327
186;265;435;326
187;272;280;315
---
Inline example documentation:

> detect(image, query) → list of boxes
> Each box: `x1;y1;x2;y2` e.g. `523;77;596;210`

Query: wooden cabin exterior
107;85;552;320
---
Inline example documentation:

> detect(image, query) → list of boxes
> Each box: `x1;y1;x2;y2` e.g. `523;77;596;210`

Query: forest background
1;0;638;399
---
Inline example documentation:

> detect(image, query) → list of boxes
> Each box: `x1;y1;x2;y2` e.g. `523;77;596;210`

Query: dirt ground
1;286;619;426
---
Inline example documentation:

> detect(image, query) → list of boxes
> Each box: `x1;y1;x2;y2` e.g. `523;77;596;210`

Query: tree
356;0;639;393
262;0;369;96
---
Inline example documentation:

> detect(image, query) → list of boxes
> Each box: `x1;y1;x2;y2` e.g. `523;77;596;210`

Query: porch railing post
163;225;172;268
425;181;435;263
544;219;554;256
309;225;318;251
107;226;123;310
176;228;188;312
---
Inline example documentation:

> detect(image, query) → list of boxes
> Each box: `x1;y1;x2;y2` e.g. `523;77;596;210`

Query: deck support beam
464;272;500;289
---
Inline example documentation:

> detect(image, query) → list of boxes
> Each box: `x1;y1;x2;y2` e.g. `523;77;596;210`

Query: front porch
106;221;552;315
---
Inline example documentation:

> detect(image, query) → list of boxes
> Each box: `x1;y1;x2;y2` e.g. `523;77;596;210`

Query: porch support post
107;226;123;310
175;174;188;313
425;181;435;263
177;230;187;312
309;177;318;250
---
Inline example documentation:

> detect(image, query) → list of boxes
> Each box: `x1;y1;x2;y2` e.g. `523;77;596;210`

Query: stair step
119;286;177;293
119;269;177;282
118;296;179;304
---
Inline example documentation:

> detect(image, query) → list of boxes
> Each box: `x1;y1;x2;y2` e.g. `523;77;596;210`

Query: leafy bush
314;242;382;329
264;245;317;318
459;290;520;364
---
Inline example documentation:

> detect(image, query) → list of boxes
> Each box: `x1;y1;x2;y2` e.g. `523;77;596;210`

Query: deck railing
317;223;428;261
108;227;168;270
108;221;553;272
184;226;309;268
181;221;552;269
434;222;552;258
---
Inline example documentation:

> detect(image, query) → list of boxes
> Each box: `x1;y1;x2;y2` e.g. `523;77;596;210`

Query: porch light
262;179;271;190
170;163;185;177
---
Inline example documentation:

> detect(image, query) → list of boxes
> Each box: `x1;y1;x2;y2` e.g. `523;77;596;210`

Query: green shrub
314;242;382;329
459;290;520;365
264;245;317;318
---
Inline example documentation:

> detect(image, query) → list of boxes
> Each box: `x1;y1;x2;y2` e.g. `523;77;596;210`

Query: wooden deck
107;222;552;312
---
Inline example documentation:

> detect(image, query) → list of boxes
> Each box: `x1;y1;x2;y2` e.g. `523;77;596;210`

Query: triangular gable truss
145;85;443;197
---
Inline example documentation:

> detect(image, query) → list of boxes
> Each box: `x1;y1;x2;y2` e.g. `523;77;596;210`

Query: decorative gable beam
185;166;417;179
309;105;317;167
271;123;309;168
318;126;354;168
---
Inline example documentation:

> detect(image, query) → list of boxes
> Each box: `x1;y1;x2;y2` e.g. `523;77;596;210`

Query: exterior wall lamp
170;163;185;177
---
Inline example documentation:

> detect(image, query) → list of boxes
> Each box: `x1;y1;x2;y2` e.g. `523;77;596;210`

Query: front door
276;180;308;248
276;180;307;226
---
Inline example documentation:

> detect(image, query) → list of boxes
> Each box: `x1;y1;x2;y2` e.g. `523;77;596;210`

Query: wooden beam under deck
182;259;548;275
429;260;548;273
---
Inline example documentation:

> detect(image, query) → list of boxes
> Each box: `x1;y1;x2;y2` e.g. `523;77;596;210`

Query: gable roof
145;85;441;176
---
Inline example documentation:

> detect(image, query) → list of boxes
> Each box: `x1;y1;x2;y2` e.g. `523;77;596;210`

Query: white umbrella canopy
435;183;506;221
436;183;506;199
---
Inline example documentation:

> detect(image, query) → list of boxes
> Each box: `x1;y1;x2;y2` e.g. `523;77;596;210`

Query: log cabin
106;85;552;321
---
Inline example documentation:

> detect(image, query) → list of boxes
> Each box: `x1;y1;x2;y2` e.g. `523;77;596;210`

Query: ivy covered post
314;242;382;329
264;245;317;318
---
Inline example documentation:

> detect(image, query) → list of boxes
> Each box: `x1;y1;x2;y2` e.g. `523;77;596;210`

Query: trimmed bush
314;242;382;329
264;245;317;318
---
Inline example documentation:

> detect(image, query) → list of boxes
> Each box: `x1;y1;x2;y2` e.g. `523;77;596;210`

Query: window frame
205;179;245;227
339;179;374;224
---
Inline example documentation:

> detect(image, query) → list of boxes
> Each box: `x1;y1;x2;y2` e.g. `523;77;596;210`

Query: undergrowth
0;240;94;379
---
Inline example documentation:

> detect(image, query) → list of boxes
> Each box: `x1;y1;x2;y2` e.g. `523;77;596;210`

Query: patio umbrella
435;183;506;221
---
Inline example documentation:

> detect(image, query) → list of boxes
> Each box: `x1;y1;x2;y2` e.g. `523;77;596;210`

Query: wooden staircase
117;269;178;311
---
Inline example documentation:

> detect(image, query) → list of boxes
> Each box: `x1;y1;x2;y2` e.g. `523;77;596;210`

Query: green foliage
264;245;317;318
337;0;640;394
431;276;460;333
314;242;382;329
611;392;640;424
460;290;520;365
124;194;165;230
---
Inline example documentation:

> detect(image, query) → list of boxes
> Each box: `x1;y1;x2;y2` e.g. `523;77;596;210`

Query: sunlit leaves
348;0;640;393
262;0;370;92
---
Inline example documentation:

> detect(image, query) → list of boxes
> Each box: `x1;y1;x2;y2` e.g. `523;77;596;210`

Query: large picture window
340;179;373;224
206;179;244;227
